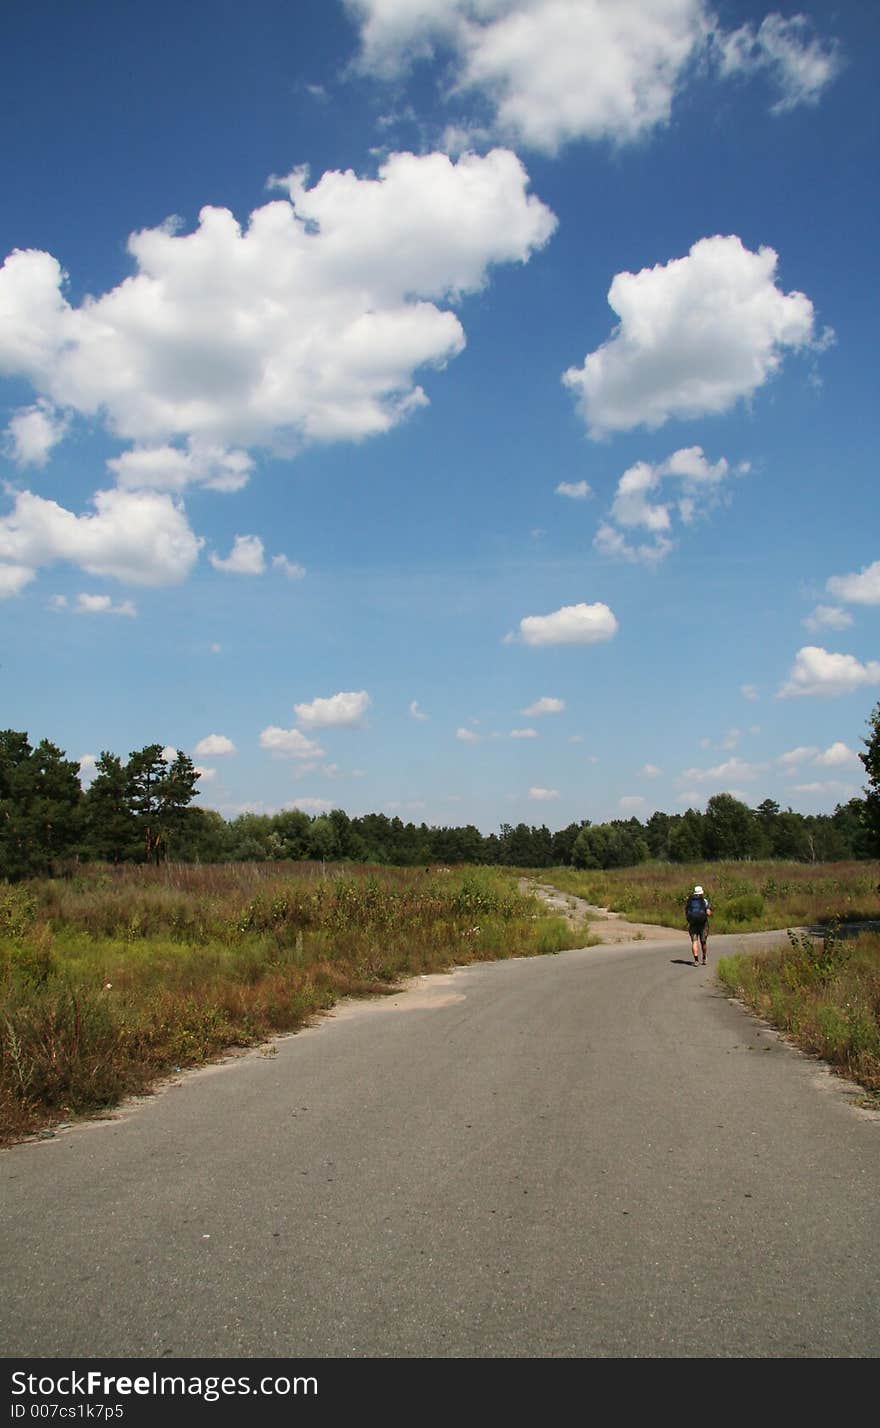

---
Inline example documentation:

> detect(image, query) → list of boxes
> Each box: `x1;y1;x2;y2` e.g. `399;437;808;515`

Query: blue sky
1;0;877;833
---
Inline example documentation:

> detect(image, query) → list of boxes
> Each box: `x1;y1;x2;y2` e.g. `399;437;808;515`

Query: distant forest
1;727;876;879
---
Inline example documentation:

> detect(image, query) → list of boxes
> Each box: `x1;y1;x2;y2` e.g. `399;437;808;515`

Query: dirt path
526;878;684;945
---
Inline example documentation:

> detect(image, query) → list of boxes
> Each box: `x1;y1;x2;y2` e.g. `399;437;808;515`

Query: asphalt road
2;926;879;1359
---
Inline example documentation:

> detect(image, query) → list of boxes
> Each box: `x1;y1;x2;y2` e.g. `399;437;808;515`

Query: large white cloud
511;600;618;646
0;487;202;588
564;235;819;437
778;646;880;699
347;2;840;153
294;691;372;729
0;150;554;464
826;560;880;606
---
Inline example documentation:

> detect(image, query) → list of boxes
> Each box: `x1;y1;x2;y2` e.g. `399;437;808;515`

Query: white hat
694;885;703;895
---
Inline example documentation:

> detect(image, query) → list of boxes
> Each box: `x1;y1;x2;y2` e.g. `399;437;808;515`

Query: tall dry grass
0;863;572;1142
541;860;878;932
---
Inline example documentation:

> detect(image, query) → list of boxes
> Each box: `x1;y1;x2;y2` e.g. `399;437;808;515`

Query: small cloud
259;726;325;759
815;741;859;768
641;764;662;778
194;765;217;782
778;646;880;699
209;642;222;654
521;696;565;717
826;561;880;607
5;399;69;467
510;601;618;647
194;734;236;757
291;797;333;813
619;795;645;811
568;734;584;744
719;728;741;751
510;728;538;739
78;754;97;783
529;787;559;801
804;604;853;632
594;522;673;567
555;480;592;500
49;594;68;610
294;691;371;729
777;745;819;771
73;593;137;617
741;683;759;701
456;727;480;743
160;745;178;764
409;700;429;721
681;757;764;784
210;535;266;575
273;554;306;580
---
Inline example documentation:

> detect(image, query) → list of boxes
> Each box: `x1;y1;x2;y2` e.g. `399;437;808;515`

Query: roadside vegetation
540;860;877;933
0;862;572;1144
718;927;880;1101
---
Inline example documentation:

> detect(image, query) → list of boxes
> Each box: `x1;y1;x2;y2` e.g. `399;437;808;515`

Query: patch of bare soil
525;879;684;945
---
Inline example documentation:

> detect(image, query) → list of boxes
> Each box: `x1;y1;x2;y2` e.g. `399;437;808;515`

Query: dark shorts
688;920;708;945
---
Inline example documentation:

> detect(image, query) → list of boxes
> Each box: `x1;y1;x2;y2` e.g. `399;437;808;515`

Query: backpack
686;894;707;925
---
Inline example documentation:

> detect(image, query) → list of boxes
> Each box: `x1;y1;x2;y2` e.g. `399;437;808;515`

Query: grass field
540;859;878;933
0;862;573;1143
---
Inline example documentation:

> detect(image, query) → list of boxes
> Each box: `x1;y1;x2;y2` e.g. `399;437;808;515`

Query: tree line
1;715;878;880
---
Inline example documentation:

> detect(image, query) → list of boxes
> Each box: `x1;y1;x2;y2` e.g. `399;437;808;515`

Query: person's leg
701;929;708;964
690;926;699;963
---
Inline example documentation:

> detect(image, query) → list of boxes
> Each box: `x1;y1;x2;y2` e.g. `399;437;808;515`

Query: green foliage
718;930;880;1097
860;701;880;857
724;892;765;923
0;862;576;1140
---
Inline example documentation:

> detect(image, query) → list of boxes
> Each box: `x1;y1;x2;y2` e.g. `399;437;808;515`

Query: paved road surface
2;913;878;1359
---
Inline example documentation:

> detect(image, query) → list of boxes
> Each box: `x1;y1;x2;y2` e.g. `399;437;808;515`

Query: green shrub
724;893;765;923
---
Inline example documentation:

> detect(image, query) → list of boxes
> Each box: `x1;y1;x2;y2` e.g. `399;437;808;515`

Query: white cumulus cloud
529;786;559;801
778;646;880;699
641;764;662;778
456;727;480;743
619;795;646;810
0;487;202;588
0;564;36;598
5;399;69;467
0;151;554;465
272;554;306;579
107;439;254;493
521;696;564;716
815;741;860;768
555;480;591;500
826;560;880;606
563;235;820;437
804;603;853;632
409;700;429;721
260;726;326;759
73;593;137;617
294;690;371;729
509;728;538;739
291;797;334;813
511;600;618;646
716;12;842;113
348;4;840;152
210;535;266;575
194;734;236;757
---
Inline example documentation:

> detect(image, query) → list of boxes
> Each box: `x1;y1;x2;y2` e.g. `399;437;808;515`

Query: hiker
685;884;712;965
